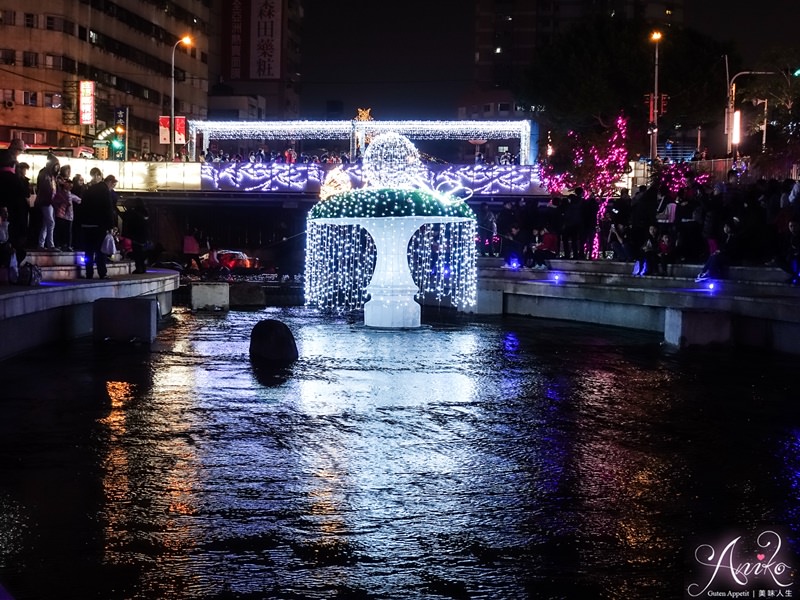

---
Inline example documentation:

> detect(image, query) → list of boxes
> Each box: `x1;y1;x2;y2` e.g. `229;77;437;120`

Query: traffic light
659;94;669;116
112;124;125;159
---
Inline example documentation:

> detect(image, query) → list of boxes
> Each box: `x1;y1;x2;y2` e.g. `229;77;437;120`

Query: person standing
120;197;149;274
0;150;30;265
182;225;203;271
561;189;583;259
80;175;117;279
8;138;26;161
52;177;81;251
776;217;800;285
476;203;496;256
35;153;60;250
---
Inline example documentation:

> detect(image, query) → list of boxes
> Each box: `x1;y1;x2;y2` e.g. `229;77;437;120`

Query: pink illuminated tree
539;115;631;258
539;114;630;198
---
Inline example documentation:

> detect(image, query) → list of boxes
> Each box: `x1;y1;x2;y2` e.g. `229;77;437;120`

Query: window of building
23;52;38;68
45;54;64;70
1;49;15;65
23;91;38;106
24;13;36;28
483;103;494;115
45;15;75;35
12;130;46;145
2;89;15;103
45;92;62;108
498;102;511;114
1;10;16;25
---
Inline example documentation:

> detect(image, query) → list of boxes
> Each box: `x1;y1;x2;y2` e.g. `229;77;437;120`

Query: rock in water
249;319;298;364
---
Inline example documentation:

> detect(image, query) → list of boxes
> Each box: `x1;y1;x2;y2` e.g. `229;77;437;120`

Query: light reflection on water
0;306;798;599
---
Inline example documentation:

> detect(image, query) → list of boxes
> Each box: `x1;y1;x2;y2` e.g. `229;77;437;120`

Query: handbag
101;232;117;256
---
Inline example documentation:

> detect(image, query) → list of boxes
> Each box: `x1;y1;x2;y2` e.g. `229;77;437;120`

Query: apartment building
0;0;210;159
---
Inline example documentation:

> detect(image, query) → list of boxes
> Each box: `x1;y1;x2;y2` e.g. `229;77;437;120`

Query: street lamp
650;31;662;162
754;98;768;153
171;35;192;161
725;70;774;155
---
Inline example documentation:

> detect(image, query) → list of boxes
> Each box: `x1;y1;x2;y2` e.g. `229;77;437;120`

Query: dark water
0;307;798;600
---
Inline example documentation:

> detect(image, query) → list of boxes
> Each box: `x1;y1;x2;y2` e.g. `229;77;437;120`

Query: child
657;233;675;276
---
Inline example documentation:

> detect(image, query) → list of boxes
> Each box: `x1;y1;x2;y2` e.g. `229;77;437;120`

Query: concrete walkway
474;257;800;354
0;253;180;360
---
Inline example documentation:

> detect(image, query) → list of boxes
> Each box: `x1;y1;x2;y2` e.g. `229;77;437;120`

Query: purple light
200;162;544;195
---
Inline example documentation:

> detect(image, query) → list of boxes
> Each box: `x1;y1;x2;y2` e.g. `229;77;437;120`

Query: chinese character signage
222;0;281;81
79;81;95;125
251;0;281;80
114;107;127;130
230;0;242;79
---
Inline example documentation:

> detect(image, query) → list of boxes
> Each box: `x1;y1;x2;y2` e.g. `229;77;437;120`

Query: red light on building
79;81;95;125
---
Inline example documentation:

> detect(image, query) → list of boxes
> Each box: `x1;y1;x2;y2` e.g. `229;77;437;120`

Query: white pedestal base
364;289;421;328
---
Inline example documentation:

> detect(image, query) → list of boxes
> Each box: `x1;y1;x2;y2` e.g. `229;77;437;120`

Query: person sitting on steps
695;220;743;282
528;226;559;271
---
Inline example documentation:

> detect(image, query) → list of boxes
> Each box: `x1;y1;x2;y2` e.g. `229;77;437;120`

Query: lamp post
725;70;774;155
171;35;192;161
650;31;662;162
754;98;768;153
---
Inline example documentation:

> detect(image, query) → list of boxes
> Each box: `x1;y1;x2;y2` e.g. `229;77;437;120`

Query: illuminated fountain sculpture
305;132;477;328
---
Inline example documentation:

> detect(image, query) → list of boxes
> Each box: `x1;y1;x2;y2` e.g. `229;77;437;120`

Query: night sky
299;1;798;121
299;1;473;120
683;0;798;66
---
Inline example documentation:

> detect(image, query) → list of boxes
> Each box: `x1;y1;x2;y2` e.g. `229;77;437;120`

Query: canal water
0;307;798;600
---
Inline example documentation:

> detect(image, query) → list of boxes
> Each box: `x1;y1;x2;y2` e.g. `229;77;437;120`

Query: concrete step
23;250;133;281
478;256;791;284
478;258;800;301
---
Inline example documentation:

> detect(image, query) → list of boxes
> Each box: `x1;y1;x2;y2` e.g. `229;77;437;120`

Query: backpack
16;263;42;286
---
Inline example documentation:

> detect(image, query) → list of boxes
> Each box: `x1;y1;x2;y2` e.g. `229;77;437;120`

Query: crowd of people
478;171;800;285
4;138;800;288
200;146;355;166
0;140;150;281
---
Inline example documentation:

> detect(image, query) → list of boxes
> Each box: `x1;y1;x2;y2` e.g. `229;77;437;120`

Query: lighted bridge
17;156;548;199
19;119;549;198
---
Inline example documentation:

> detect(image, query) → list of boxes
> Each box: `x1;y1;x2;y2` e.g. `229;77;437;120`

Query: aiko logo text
686;530;794;597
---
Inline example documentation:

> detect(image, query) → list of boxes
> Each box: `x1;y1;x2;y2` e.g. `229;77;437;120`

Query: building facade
211;0;302;120
0;0;211;159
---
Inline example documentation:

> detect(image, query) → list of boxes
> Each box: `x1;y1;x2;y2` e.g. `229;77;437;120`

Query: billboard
79;81;95;125
159;116;186;145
